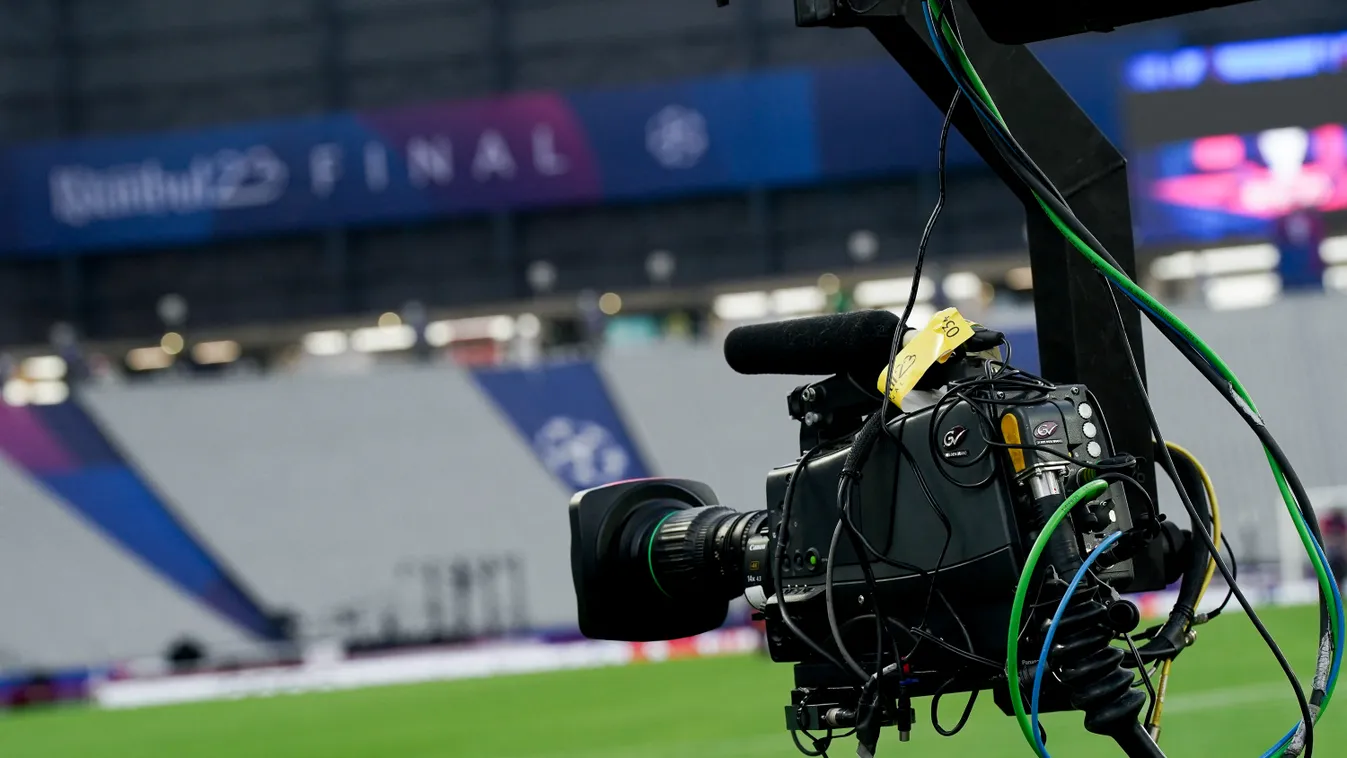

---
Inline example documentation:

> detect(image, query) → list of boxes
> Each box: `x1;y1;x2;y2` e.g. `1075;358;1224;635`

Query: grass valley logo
1033;421;1059;440
942;425;970;458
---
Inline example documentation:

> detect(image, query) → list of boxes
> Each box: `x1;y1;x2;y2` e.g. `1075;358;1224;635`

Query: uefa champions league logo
533;416;631;488
645;105;709;169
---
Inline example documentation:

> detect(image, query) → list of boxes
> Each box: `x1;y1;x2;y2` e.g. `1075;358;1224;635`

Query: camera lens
632;505;768;600
569;478;764;641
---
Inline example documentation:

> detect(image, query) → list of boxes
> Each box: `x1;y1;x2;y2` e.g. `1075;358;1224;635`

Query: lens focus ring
649;506;735;597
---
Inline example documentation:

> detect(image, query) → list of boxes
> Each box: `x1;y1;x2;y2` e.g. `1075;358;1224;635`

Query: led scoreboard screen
1125;33;1347;244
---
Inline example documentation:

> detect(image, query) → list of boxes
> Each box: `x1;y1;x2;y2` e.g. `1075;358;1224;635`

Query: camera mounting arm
811;0;1157;502
854;2;1171;592
719;0;1164;583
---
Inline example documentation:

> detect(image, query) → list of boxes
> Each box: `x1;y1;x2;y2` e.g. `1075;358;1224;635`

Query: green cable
1007;479;1109;756
937;18;1342;724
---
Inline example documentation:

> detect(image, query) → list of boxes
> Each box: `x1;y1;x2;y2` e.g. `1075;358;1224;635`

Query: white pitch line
1164;682;1300;714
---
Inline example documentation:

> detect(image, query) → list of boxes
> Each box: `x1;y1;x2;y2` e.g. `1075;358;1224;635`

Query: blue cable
922;4;1346;752
1019;514;1344;758
1119;268;1346;751
922;2;1009;151
1030;530;1126;757
1260;531;1344;758
922;0;1208;362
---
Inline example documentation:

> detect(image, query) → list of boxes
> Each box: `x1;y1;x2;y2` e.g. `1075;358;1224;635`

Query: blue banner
0;32;1172;257
471;360;654;492
0;399;283;640
1002;328;1041;376
567;69;821;198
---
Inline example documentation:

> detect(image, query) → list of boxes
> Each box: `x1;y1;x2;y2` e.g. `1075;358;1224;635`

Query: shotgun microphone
722;310;904;378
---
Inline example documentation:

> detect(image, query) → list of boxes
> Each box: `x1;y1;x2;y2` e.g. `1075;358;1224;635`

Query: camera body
764;380;1134;690
568;343;1149;720
564;300;1209;758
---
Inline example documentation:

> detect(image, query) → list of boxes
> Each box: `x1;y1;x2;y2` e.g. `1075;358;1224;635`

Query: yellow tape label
876;307;976;408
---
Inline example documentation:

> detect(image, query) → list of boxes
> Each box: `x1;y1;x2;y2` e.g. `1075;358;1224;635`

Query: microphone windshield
723;310;903;378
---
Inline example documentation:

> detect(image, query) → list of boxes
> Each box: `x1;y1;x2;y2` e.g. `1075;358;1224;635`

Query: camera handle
1016;476;1163;758
1044;581;1163;758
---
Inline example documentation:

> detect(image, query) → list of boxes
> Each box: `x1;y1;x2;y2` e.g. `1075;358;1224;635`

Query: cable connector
854;685;882;758
1096;454;1140;475
1098;526;1153;567
895;694;913;743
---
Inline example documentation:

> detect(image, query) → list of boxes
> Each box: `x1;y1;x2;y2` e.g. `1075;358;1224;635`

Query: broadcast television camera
570;310;1206;758
567;1;1279;754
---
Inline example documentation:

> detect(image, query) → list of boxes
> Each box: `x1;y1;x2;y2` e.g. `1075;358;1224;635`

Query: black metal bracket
789;374;879;453
795;0;1164;588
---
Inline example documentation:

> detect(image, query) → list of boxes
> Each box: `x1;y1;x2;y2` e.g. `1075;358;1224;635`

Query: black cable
793;728;832;757
827;416;903;685
982;438;1140;475
1096;472;1159;520
826;509;878;681
1123;632;1157;723
938;0;1324;564
929;9;1323;750
941;21;1317;736
1018;574;1056;639
1126;445;1213;665
841;614;1001;671
792;695;835;757
845;0;886;15
829;484;991;667
1100;286;1314;755
776;446;850;672
831;408;992;675
833;507;998;669
930;1;1066;210
895;442;954;628
847;414;970;670
823;88;961;718
879;88;960;427
828;418;992;737
943;0;1330;579
911;342;1122;668
932;678;979;736
927;367;1057;489
1133;292;1329;683
928;0;1069;215
1206;535;1238;620
1022;115;1327;555
941;586;991;669
1030;143;1327;556
1133;664;1162;689
928;368;1055;488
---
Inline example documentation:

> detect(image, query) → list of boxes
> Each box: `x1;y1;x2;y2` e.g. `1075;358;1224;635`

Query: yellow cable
1149;658;1175;740
1147;442;1221;740
1165;441;1221;604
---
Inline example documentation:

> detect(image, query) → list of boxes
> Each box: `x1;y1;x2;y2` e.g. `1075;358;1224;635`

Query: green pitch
0;604;1339;758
